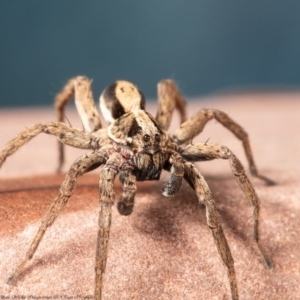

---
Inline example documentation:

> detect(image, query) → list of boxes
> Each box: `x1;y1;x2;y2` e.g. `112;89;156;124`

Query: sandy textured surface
0;92;299;300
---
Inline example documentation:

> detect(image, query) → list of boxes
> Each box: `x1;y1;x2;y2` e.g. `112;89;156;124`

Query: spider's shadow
133;174;257;247
7;237;95;286
0;184;66;194
0;174;98;194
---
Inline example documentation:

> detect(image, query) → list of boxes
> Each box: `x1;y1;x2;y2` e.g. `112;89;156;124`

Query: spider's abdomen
100;80;145;123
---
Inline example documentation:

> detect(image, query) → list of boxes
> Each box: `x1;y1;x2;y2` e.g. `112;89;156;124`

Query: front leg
162;152;185;197
173;108;275;185
117;166;137;215
0;122;100;169
95;153;120;300
181;143;272;268
7;151;105;284
183;162;239;300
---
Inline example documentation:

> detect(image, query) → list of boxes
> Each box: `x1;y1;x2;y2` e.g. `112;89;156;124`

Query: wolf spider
0;76;274;300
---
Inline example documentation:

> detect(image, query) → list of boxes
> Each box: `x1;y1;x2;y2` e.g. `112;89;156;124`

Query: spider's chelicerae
0;77;274;300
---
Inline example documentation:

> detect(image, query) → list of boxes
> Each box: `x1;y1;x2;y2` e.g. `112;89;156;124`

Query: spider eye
143;134;150;142
154;134;160;142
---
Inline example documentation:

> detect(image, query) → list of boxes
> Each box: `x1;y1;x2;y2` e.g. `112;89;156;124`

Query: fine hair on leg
173;108;275;185
118;166;137;215
94;153;120;299
7;151;106;284
156;79;187;131
181;142;272;268
183;161;239;300
0;122;98;169
54;76;102;172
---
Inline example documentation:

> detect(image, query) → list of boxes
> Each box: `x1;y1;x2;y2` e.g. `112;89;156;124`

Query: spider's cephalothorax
108;109;167;181
0;76;275;300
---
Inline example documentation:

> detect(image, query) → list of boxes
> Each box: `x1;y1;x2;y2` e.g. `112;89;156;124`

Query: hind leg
54;76;102;172
155;79;187;131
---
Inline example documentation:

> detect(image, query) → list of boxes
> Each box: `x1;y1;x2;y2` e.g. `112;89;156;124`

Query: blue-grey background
1;0;300;107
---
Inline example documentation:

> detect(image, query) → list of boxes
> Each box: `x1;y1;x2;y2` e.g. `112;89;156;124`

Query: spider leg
118;166;137;215
95;153;120;300
173;109;275;185
181;143;272;268
183;161;239;300
155;79;187;131
162;152;185;197
0;122;103;169
54;76;102;172
7;151;105;284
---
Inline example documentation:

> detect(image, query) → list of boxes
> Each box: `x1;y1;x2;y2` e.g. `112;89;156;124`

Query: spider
0;76;274;300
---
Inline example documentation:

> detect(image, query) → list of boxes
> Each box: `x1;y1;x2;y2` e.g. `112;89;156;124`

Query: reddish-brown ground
0;93;299;299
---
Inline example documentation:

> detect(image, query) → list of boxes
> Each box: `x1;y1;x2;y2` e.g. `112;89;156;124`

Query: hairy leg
173;108;275;185
162;152;185;197
7;151;105;284
181;143;272;268
0;122;99;169
183;161;239;300
54;76;102;172
156;79;187;131
94;153;120;300
117;166;137;215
